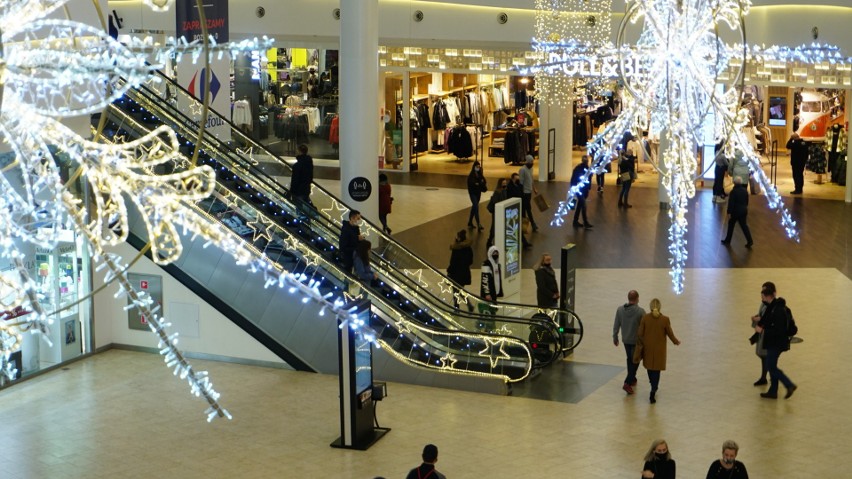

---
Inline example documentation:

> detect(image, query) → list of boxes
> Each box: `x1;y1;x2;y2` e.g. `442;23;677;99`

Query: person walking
786;132;808;194
755;282;798;399
338;210;363;273
467;161;487;231
534;253;559;308
618;139;638;208
290;144;314;208
378;173;393;234
518;155;539;232
634;298;681;404
486;177;508;247
750;281;773;386
447;229;474;311
712;142;729;203
406;444;446;479
706;440;749;479
613;290;646;395
721;176;754;248
642;439;676;479
570;155;593;228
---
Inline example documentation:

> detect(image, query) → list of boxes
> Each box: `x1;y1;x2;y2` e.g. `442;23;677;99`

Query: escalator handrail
120;74;581;337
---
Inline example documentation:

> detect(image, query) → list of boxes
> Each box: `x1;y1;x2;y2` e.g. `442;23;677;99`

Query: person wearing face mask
467;161;487;231
642;439;676;479
569;155;593;229
634;298;681;404
754;281;798;399
534;253;559;309
749;281;773;386
338;210;364;273
706;440;749;479
480;246;503;330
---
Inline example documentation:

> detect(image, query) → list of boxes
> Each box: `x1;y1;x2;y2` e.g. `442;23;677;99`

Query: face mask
491;254;499;261
723;458;735;465
355;220;363;227
655;453;667;460
475;167;480;172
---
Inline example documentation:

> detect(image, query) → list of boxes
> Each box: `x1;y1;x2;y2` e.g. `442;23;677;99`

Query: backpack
786;307;798;337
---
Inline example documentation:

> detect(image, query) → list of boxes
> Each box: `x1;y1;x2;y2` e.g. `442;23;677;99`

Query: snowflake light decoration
535;0;802;293
0;0;275;420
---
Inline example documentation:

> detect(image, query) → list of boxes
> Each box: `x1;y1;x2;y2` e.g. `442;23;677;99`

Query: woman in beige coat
633;298;681;404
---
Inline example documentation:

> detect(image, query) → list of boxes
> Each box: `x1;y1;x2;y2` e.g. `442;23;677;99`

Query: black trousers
724;213;753;244
522;193;537;229
573;196;589;224
791;159;806;192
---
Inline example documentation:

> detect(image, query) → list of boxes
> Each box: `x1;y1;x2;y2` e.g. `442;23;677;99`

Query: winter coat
534;265;559;308
290;154;313;198
467;171;487;195
447;239;473;286
727;152;750;184
379;183;392;215
758;297;792;351
634;313;679;371
570;163;592;198
726;183;749;218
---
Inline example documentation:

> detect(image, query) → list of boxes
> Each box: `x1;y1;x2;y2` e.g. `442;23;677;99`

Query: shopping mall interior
1;1;851;478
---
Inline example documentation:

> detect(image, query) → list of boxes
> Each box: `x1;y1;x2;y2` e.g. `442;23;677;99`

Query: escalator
100;72;583;392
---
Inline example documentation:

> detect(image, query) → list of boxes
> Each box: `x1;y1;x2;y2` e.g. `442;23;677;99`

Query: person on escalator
447;230;474;312
290;144;313;209
479;246;503;330
353;240;378;286
338;210;363;273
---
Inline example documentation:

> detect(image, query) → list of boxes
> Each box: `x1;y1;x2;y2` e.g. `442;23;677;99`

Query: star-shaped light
247;213;275;243
439;353;458;369
479;337;512;369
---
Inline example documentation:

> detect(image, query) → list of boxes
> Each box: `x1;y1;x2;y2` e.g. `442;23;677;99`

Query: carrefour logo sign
187;68;222;102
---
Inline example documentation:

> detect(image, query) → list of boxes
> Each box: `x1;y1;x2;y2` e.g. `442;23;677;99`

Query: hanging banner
174;0;231;140
176;0;229;43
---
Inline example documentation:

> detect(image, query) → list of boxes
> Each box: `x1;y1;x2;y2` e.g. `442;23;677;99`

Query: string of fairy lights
530;0;836;293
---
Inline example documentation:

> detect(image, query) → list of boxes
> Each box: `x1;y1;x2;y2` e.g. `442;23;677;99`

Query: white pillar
846;89;851;203
340;0;379;220
538;102;574;182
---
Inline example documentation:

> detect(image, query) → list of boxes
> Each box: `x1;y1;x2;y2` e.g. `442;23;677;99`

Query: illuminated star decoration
437;279;454;295
439;353;458;369
479;337;512;369
533;0;801;294
403;269;428;288
247;213;275;243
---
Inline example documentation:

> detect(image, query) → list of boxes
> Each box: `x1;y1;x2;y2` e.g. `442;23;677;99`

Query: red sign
140;314;147;324
140;280;148;290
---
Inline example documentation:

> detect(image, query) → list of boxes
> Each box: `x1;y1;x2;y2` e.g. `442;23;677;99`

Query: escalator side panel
372;348;507;395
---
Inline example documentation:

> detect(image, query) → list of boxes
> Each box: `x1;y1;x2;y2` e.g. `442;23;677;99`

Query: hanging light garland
532;0;614;106
533;0;811;293
0;0;277;419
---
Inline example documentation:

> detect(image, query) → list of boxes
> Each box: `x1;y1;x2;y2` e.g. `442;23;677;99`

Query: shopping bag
533;194;550;212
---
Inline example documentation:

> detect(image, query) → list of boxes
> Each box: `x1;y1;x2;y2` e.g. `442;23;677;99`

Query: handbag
620;171;632;182
480;178;488;193
533;194;550;212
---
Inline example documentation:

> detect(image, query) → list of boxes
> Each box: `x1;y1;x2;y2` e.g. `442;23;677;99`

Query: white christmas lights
540;0;805;293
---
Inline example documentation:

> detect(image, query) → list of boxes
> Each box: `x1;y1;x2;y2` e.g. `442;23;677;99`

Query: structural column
340;0;379;220
538;102;574;182
846;88;851;204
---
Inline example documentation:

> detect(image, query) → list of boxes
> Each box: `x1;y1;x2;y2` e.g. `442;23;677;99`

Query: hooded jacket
758;297;792;350
447;238;473;286
480;246;503;300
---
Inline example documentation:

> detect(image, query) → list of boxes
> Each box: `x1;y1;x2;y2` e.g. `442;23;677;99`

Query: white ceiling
412;0;852;10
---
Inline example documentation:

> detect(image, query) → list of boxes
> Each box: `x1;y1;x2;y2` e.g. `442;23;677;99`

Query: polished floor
1;169;851;478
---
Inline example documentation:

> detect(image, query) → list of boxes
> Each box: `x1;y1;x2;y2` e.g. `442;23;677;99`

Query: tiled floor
1;169;850;478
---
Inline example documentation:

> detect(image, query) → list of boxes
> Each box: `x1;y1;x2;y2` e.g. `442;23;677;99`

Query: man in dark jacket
534;253;559;308
570;155;593;228
721;177;753;248
755;282;798;399
290;144;313;206
338;210;363;273
406;444;446;479
786;133;808;194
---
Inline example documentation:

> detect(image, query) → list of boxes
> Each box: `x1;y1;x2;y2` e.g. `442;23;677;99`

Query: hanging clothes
447;126;474;159
806;142;827;174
